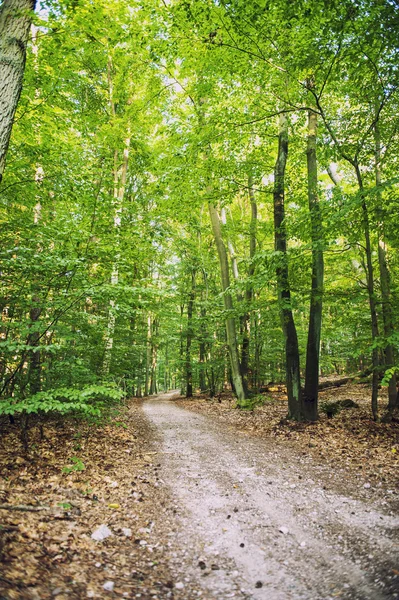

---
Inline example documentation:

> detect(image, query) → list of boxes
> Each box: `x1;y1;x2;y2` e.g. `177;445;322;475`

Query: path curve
143;393;399;600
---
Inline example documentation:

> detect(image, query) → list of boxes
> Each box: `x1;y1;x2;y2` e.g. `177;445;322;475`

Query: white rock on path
103;581;115;592
91;524;113;541
279;526;289;535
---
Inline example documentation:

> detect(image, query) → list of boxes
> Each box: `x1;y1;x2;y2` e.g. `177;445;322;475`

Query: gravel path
143;393;399;600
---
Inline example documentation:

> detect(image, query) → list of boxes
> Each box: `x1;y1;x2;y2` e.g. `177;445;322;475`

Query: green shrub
0;384;124;420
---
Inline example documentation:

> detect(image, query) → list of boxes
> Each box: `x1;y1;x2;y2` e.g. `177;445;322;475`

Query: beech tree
0;0;36;181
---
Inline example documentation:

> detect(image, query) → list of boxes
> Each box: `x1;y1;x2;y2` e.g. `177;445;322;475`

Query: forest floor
0;383;398;600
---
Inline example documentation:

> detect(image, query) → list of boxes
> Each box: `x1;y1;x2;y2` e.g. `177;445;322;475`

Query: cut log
318;377;354;390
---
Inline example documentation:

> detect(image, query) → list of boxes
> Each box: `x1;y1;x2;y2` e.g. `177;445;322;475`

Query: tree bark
208;203;246;402
0;0;36;182
303;110;324;421
28;302;41;394
375;121;398;418
273;113;302;420
220;207;249;396
241;174;257;389
145;314;151;396
355;167;380;420
185;270;195;398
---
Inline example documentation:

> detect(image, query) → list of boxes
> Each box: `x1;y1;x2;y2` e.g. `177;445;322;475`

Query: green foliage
62;457;86;474
319;401;341;418
0;385;124;419
236;394;270;410
382;367;399;387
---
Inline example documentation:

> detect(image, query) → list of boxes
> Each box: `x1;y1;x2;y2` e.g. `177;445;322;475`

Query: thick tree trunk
304;110;324;421
208;203;246;402
273;113;302;420
375;122;398;418
0;0;36;181
185;270;195;398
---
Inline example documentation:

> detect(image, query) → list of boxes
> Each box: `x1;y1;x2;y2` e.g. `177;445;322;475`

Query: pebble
91;524;113;541
364;483;371;489
103;581;115;592
122;528;132;537
175;582;184;590
279;527;289;535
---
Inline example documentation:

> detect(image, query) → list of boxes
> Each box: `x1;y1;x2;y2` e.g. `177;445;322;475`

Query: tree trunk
208;203;246;402
102;58;130;375
375;121;398;418
0;0;36;181
145;314;151;396
304;110;324;421
102;139;130;374
199;303;207;392
220;207;249;396
241;174;257;389
185;270;195;398
355;167;379;420
273;113;302;420
327;158;381;419
28;303;41;395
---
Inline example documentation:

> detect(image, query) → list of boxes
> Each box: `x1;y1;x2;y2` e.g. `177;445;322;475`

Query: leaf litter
0;401;200;599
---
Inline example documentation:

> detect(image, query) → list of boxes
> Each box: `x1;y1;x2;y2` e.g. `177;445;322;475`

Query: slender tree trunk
241;174;257;388
254;309;261;391
221;208;249;396
199;270;207;392
375;122;398;418
27;27;42;396
304;110;324;421
145;314;151;396
273;113;302;420
179;304;185;395
208;203;246;402
355;167;379;420
136;352;142;398
102;59;130;375
186;270;195;397
28;303;41;394
0;0;36;182
102;140;130;375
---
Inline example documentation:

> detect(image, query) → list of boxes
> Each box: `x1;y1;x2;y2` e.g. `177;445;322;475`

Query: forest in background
1;0;399;438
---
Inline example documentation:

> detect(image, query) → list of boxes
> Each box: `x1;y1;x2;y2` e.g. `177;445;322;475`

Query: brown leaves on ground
0;402;177;600
176;383;399;504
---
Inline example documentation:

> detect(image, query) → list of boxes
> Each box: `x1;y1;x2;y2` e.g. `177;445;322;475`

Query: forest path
143;392;399;600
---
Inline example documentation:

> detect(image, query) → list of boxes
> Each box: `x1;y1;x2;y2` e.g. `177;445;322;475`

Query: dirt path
144;393;399;600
